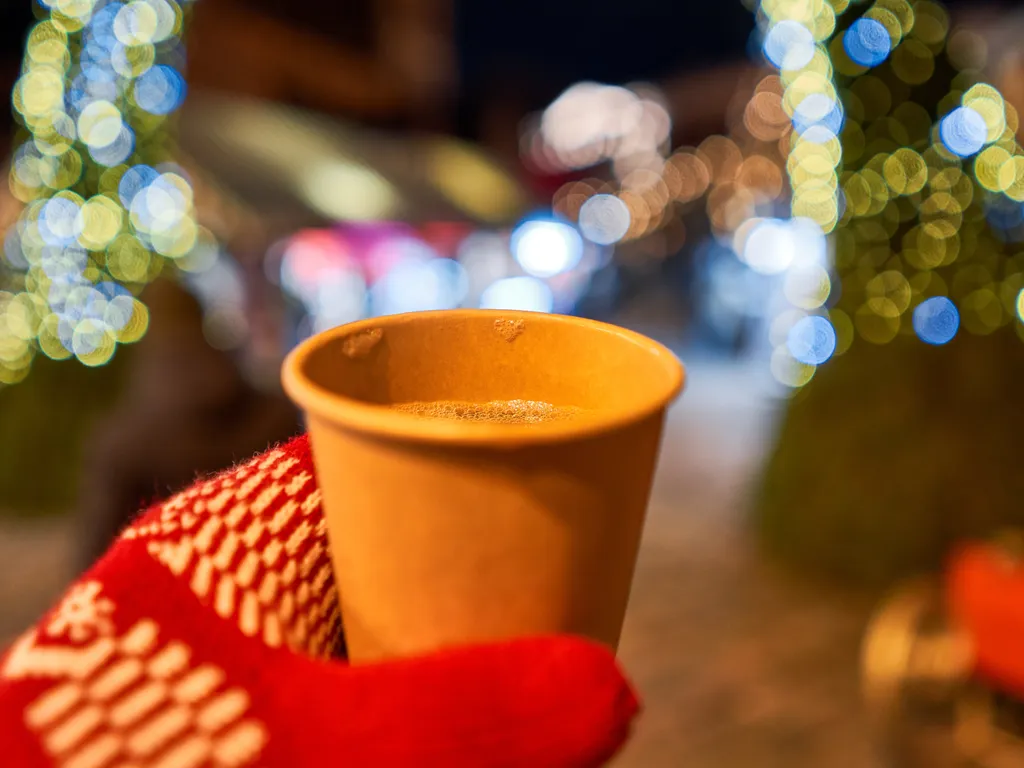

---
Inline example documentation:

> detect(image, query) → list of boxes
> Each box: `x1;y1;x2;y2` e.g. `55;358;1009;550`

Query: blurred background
3;0;1024;764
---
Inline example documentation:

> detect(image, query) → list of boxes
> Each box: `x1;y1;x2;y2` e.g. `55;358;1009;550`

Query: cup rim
282;309;685;447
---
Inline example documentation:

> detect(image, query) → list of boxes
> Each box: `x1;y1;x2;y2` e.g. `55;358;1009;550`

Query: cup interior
286;310;683;442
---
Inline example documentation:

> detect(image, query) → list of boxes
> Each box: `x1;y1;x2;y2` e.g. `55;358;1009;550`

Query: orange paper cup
282;309;684;663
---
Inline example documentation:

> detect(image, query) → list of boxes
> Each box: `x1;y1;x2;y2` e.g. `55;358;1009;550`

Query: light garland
757;0;1024;390
0;0;202;384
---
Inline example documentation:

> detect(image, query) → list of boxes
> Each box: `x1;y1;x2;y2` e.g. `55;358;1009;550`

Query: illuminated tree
0;0;203;511
1;0;201;382
754;0;1024;588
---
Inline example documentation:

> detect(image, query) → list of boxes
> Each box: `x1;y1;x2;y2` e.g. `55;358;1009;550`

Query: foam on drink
392;399;584;424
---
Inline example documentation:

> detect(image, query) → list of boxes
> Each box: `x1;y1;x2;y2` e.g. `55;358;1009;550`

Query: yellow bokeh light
117;299;150;344
828;307;854;355
883;149;928;195
810;4;836;41
831;34;867;77
56;0;97;20
910;1;948;47
864;7;904;45
33;113;76;158
909;269;948;299
1005;102;1020;135
151;216;198;258
929;166;974;208
999;156;1024;201
19;67;65;118
792;183;839;229
74;321;117;367
27;33;70;70
783;73;837;118
920;192;963;231
781;46;833;83
963;84;1006;143
77;101;123;148
974;145;1011;192
876;0;915;35
960;288;1003;335
856;302;901;343
111;42;154;79
39;149;83;190
77;195;124;250
428;139;526;223
904;222;955;269
27;21;68;51
867;270;912;315
50;8;88;34
770;345;816;388
790;153;836;186
107;234;152;283
790;134;841;167
114;1;160;45
891;39;934;85
38;313;72;360
762;0;826;25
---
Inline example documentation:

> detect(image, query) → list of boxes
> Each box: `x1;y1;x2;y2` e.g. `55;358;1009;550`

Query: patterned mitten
0;435;639;767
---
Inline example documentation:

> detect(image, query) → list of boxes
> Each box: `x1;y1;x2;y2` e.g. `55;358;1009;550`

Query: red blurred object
947;542;1024;700
418;221;475;257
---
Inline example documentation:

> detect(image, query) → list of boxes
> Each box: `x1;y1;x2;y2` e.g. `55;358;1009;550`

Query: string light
1;0;198;382
751;0;1024;388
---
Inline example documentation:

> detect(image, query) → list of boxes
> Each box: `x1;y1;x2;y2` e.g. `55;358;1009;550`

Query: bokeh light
480;276;554;313
912;296;960;345
578;195;631;246
1;0;201;379
511;218;584;279
764;21;816;71
844;19;892;68
134;65;186;115
939;107;987;158
786;315;837;365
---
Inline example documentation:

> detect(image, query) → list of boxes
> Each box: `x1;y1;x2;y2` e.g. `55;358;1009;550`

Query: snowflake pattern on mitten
0;436;332;768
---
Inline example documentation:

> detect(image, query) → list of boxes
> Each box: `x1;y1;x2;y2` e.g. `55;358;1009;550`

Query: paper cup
282;309;684;663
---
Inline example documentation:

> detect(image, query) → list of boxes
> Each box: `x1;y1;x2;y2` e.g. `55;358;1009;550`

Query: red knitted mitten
0;435;639;767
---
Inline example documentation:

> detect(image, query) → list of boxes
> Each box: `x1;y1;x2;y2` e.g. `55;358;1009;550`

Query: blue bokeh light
763;20;816;70
118;164;160;208
134;66;187;116
986;197;1024;242
939;107;988;157
786;315;837;365
913;296;960;345
844;18;891;68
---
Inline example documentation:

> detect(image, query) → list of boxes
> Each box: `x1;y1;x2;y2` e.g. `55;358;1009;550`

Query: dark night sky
0;0;1014;128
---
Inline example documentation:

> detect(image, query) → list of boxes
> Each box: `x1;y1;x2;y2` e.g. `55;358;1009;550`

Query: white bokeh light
511;219;584;278
480;276;554;313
